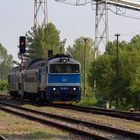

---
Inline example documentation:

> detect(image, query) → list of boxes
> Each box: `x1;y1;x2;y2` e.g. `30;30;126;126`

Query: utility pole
115;33;120;109
83;38;87;97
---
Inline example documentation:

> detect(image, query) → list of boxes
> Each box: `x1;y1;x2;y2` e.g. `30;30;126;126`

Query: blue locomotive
8;54;81;104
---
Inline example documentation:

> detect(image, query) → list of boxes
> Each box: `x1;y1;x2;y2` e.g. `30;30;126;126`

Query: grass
0;111;71;140
31;131;48;139
78;96;97;106
0;111;7;117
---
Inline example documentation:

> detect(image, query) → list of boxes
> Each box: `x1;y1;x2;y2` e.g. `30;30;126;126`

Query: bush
0;80;8;91
78;97;97;106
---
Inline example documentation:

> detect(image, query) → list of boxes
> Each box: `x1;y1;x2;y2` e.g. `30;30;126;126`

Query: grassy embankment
0;111;72;140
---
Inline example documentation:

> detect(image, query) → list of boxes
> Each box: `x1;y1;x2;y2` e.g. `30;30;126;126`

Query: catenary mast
34;0;48;28
55;0;140;53
55;0;140;92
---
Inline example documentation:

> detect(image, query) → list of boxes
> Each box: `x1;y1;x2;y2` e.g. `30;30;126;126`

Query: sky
0;0;140;62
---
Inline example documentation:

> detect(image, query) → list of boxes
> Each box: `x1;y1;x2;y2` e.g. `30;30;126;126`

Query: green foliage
88;54;116;101
0;80;8;91
78;97;97;106
67;37;94;96
88;35;140;109
32;131;48;139
26;23;60;59
130;34;140;45
0;44;13;80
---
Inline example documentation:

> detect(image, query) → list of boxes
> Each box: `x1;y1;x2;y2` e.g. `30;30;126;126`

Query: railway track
1;95;140;121
0;94;9;100
0;101;139;140
0;136;7;140
52;104;140;122
13;96;139;122
15;98;140;122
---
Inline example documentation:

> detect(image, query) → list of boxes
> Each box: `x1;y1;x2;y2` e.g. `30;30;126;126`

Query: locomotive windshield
50;64;80;73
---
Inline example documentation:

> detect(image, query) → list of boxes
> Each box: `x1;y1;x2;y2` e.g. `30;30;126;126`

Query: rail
0;101;140;139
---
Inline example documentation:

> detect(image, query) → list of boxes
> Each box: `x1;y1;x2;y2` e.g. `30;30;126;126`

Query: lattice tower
34;0;48;29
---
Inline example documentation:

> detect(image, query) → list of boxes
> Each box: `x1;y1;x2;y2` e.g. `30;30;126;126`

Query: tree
0;43;13;80
26;23;61;59
67;37;94;96
88;35;140;109
88;54;116;100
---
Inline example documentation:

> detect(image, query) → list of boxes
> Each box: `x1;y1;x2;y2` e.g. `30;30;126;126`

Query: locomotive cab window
50;64;80;73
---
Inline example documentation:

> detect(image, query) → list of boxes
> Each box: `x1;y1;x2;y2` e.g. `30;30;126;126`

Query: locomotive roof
9;66;19;73
48;56;80;64
24;58;45;69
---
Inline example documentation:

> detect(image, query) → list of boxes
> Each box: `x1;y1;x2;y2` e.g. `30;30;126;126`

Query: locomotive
8;54;81;104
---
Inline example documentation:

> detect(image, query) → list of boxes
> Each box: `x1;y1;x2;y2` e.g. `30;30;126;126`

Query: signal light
19;36;26;54
48;50;53;58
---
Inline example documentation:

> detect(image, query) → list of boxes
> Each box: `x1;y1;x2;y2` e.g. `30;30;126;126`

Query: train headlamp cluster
51;87;80;91
53;88;56;91
73;87;76;91
59;58;69;63
72;87;80;91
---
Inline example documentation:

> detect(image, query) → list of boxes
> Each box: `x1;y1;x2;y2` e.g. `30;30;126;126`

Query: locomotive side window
50;64;80;73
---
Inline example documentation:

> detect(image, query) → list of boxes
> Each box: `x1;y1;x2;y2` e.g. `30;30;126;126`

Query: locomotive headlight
53;88;56;91
73;87;76;91
60;58;68;63
63;59;67;63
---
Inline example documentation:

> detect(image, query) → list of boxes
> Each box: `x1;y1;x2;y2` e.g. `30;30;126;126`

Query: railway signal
48;50;53;58
19;36;26;54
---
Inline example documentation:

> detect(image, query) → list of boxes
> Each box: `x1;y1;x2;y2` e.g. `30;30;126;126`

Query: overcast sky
0;0;140;61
